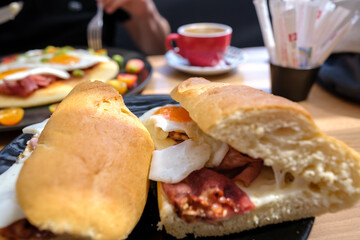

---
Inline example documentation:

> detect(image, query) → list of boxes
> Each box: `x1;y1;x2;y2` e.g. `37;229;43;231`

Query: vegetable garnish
107;80;128;94
125;59;144;74
112;54;125;69
117;73;138;88
72;69;85;77
49;103;59;113
0;107;24;126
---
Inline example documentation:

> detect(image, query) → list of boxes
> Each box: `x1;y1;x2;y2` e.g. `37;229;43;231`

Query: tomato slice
48;103;60;113
107;80;128;94
117;73;138;88
0;107;24;126
125;59;145;74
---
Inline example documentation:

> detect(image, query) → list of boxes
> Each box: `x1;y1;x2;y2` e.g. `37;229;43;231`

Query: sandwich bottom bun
15;81;154;240
154;77;360;238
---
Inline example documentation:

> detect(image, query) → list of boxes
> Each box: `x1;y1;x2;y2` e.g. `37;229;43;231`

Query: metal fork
87;2;103;50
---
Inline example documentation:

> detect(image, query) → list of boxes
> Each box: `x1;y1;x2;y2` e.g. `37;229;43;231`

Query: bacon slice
30;75;56;87
233;161;263;187
0;80;24;95
29;137;39;151
0;219;55;239
162;168;255;223
215;147;263;187
19;76;39;94
0;75;56;96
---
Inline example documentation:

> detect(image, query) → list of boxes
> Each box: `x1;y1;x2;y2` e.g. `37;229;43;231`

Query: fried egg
18;48;109;71
3;47;110;72
0;47;109;85
140;105;229;183
42;49;109;71
140;104;200;149
0;119;47;228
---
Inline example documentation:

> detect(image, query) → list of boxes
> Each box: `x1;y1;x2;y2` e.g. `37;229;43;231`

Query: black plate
0;47;152;132
0;95;314;240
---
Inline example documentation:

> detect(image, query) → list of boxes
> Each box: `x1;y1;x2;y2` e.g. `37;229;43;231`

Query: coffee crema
184;27;226;34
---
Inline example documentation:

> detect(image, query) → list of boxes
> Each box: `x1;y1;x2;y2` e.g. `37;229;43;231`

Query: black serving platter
0;95;314;240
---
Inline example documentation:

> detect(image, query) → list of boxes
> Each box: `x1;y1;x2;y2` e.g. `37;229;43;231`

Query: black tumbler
270;63;321;102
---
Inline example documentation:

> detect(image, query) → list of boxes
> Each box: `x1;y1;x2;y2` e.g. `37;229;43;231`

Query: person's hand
98;0;151;16
96;0;170;55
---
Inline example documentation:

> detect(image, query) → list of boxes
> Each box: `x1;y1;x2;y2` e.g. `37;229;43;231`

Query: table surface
1;47;360;240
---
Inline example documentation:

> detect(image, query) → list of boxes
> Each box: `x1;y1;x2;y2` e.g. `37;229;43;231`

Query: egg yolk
49;55;79;65
155;106;192;122
0;68;28;79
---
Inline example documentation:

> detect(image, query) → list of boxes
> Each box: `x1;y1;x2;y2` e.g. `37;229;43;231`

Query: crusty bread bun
0;60;119;108
154;77;360;238
15;80;154;240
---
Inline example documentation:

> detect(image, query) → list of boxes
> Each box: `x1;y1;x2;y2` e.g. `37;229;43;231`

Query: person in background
0;0;170;56
99;0;170;55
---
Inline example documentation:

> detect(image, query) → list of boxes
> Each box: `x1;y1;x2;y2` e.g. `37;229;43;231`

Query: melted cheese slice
241;166;308;207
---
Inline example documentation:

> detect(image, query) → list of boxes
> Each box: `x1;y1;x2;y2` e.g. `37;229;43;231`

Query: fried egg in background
140;105;229;183
0;119;48;228
39;49;109;71
2;47;110;72
0;46;110;84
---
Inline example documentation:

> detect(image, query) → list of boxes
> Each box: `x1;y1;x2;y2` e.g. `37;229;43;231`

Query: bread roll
16;80;154;240
153;77;360;238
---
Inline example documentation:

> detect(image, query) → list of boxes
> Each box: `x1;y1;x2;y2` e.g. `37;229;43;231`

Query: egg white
149;139;211;183
140;105;229;183
0;67;70;83
0;155;29;228
0;119;48;227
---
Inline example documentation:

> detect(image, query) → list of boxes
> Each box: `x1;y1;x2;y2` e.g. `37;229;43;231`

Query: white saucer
165;46;246;76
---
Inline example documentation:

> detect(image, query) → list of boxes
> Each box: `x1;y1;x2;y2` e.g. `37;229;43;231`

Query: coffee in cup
165;23;232;67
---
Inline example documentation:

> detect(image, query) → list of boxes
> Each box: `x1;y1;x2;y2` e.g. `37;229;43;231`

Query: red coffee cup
165;23;232;67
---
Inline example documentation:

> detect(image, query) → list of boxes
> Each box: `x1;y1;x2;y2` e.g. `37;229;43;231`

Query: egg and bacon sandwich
0;81;154;240
0;46;119;108
140;77;360;239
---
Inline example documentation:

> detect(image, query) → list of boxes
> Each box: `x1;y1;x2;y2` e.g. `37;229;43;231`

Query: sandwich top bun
0;60;119;108
15;80;154;240
158;77;360;238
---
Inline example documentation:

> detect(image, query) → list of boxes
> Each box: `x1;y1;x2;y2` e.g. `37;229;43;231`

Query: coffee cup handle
165;33;184;56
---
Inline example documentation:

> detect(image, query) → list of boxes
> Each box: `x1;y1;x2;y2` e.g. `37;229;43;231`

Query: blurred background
0;0;264;55
117;0;264;53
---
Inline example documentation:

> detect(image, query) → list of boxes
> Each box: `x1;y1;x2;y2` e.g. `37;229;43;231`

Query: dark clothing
317;53;360;103
0;0;130;56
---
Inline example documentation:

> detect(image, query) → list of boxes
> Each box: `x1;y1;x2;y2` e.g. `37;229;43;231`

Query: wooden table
1;47;360;239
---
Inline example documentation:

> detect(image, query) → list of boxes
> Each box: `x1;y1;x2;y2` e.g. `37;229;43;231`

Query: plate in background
0;47;152;132
165;46;246;76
